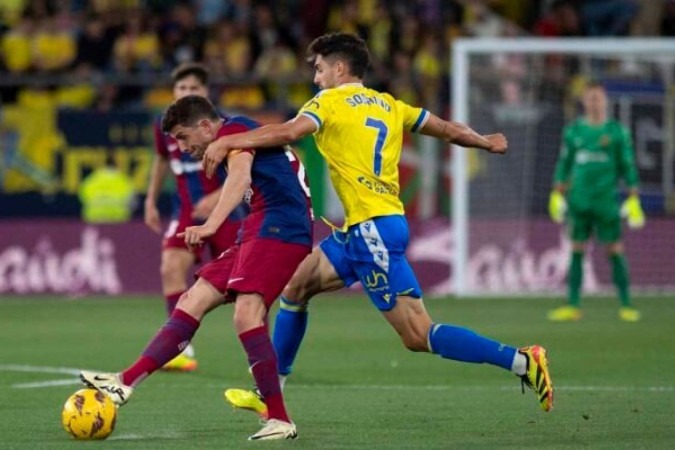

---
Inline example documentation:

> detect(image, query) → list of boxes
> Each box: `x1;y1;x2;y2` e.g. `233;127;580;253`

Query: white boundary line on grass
0;364;82;375
2;364;673;393
0;364;88;389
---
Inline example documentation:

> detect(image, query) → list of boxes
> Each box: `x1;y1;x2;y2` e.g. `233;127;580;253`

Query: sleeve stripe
301;111;322;130
411;109;430;133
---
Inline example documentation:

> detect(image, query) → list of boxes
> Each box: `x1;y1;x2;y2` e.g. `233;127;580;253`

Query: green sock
568;252;583;307
611;253;631;307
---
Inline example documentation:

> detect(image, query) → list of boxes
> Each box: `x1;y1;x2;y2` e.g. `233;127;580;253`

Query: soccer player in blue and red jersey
144;63;248;371
81;95;312;441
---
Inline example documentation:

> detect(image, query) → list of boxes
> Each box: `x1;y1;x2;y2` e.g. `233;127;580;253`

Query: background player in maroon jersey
80;95;312;441
144;63;247;371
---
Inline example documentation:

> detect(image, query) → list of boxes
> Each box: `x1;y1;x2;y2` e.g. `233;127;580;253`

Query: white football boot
248;419;297;441
80;371;134;406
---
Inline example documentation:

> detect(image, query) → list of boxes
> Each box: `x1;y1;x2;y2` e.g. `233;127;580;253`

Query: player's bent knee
282;278;316;304
232;294;267;333
176;281;222;321
400;332;430;353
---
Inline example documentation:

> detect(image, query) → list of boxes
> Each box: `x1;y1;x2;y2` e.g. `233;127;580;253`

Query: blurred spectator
298;0;330;40
327;0;368;36
463;0;505;37
534;0;582;37
90;0;143;14
218;83;265;110
227;0;253;24
194;0;229;26
249;3;281;62
159;3;206;67
0;13;33;73
254;35;297;81
580;0;639;36
631;0;665;36
489;0;538;30
112;12;160;73
0;0;27;27
367;2;392;70
662;0;675;36
79;152;135;224
413;33;443;112
1;0;673;120
204;20;251;77
254;34;299;107
32;13;77;72
388;50;418;107
392;15;419;55
75;14;116;72
492;23;528;105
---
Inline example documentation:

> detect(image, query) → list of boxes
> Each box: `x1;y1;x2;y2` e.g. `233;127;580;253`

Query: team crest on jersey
600;135;611;147
243;188;253;205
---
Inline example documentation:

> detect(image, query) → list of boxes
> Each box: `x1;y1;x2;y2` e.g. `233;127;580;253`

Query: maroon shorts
196;239;311;307
163;214;241;262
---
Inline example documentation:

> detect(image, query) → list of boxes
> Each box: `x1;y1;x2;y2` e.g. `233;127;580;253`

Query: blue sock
428;323;516;371
272;296;309;376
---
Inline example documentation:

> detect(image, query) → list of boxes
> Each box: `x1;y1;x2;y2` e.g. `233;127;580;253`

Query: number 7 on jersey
365;118;388;176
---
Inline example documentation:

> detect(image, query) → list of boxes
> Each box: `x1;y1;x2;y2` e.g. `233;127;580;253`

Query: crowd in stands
0;0;674;114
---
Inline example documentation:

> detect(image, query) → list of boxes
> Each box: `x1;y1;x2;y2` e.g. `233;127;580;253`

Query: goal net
451;38;675;296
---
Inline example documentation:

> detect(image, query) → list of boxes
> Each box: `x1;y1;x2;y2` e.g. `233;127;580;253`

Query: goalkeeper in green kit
548;82;645;322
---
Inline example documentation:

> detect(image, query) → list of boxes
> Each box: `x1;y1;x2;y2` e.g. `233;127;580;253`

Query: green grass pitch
1;295;674;449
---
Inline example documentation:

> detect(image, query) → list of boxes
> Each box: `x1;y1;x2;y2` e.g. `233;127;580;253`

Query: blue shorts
319;215;422;311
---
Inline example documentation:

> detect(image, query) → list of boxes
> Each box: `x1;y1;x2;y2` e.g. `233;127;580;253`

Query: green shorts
568;206;621;243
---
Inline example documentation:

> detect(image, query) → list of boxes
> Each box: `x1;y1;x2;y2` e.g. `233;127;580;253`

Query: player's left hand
203;139;231;178
621;194;646;229
484;134;508;154
178;225;216;248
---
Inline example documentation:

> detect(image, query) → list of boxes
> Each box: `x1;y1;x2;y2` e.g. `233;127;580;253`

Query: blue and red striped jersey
217;116;313;246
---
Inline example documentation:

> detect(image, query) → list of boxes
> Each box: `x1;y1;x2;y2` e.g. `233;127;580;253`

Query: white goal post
451;38;675;296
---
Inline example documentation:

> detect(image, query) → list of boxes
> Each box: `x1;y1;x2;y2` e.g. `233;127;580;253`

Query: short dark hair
307;32;371;78
171;62;209;87
161;95;219;133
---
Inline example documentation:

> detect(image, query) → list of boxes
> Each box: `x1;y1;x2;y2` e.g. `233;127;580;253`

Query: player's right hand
203;139;230;178
144;203;162;233
178;224;215;249
485;133;508;154
548;191;567;224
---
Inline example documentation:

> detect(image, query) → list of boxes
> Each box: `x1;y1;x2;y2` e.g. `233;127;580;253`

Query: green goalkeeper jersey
553;118;639;210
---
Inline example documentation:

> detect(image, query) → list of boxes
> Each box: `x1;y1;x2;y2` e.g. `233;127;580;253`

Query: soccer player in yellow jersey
203;32;554;416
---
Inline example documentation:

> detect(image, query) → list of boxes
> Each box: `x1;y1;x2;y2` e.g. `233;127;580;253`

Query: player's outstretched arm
203;116;317;178
419;113;507;154
180;152;253;246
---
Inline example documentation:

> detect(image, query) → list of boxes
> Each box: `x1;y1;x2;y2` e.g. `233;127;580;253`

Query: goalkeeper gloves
548;191;567;224
621;194;646;229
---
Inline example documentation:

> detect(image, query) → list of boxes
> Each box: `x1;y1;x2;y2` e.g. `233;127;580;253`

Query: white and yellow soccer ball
61;388;117;440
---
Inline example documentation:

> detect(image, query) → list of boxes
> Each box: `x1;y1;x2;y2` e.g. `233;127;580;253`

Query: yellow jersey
298;83;429;227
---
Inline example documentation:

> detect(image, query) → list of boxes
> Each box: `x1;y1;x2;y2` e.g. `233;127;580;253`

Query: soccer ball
61;388;117;440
